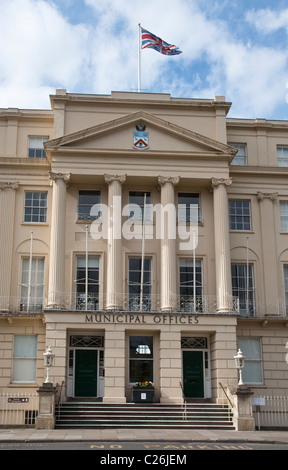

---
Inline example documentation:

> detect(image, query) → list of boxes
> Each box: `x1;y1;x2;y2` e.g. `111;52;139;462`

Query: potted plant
132;381;154;403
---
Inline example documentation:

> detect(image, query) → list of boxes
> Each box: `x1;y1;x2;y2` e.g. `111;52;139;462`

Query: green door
75;350;98;397
183;351;204;398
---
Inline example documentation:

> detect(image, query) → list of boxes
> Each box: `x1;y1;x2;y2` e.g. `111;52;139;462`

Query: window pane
229;200;251;231
277;147;288;167
238;338;262;383
230;144;247;165
128;258;152;310
12;335;37;383
129;336;153;383
12;359;37;383
28;137;48;158
280;202;288;231
20;259;44;312
231;264;254;315
24;192;47;223
13;335;37;358
78;191;101;220
284;265;288;315
130;336;153;359
129;191;152;221
76;256;100;309
178;193;200;222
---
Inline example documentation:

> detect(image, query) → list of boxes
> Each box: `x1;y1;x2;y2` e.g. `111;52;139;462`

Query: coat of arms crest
133;124;149;149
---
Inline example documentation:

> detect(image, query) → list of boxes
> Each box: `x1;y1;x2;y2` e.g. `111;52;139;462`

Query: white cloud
0;0;288;119
0;0;90;108
246;8;288;34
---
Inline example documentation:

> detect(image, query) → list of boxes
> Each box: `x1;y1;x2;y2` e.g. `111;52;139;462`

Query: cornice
50;91;232;114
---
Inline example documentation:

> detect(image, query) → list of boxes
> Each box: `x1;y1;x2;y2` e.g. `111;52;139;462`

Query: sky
1;0;288;119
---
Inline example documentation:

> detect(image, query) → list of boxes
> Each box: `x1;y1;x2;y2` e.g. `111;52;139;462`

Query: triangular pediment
45;111;236;158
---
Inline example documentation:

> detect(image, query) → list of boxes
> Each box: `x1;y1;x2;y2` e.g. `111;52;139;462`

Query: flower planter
132;386;155;403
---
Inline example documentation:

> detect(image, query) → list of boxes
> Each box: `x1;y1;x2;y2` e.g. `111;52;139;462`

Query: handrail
179;381;187;420
56;380;65;421
219;382;234;409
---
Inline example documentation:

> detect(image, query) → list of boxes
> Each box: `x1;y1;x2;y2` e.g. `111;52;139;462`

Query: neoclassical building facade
0;90;288;406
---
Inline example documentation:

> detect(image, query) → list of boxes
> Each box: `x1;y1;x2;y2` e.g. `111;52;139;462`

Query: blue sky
1;0;288;119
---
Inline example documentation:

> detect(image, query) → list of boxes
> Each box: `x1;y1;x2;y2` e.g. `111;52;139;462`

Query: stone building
0;90;287;410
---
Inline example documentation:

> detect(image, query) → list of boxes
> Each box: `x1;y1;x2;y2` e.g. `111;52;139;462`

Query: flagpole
138;23;141;92
246;236;249;315
85;224;88;311
27;231;33;314
140;193;147;310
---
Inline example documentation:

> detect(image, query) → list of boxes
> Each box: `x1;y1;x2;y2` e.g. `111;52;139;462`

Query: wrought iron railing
1;294;288;317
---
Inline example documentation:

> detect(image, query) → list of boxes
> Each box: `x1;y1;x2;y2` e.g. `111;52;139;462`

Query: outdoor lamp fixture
43;346;55;384
234;349;246;386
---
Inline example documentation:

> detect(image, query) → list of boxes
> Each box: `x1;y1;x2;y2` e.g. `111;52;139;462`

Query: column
0;182;19;309
211;177;233;312
104;174;126;310
47;172;70;308
257;192;279;314
158;176;180;311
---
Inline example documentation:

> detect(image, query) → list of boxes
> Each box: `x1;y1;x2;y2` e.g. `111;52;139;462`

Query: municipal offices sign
85;313;199;325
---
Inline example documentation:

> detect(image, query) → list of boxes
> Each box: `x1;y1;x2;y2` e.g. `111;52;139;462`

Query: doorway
75;349;98;397
183;350;204;398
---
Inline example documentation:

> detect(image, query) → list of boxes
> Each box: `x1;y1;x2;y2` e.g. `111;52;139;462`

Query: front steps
55;402;234;429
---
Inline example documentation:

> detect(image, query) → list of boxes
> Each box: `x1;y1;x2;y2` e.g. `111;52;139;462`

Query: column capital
104;174;126;185
210;177;233;188
157;176;180;187
48;171;71;186
0;181;19;191
257;191;278;202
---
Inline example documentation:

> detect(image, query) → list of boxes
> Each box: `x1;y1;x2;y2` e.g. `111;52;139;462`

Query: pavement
1;427;288;444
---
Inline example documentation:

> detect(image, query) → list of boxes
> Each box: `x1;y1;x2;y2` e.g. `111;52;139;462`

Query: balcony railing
1;294;288;317
0;294;237;314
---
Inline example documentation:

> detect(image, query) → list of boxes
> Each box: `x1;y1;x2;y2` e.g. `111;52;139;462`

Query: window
129;191;152;221
231;264;255;316
28;137;48;158
129;335;153;383
20;258;45;312
78;190;101;220
178;193;200;223
280;202;288;232
179;259;203;311
76;256;100;310
128;257;152;311
12;335;37;383
229;200;251;231
230;144;247;165
24;192;47;223
284;265;288;316
238;338;263;384
277;146;288;167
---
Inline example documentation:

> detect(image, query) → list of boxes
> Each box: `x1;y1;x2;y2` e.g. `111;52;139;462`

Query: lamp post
43;346;55;384
234;348;246;386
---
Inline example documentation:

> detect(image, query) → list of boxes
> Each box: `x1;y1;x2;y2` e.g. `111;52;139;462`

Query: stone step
55;402;234;429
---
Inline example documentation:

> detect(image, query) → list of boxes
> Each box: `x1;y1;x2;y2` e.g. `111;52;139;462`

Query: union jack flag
141;27;182;56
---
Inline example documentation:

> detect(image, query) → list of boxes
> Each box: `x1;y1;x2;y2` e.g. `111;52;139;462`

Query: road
1;441;288;452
